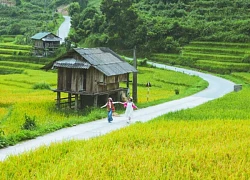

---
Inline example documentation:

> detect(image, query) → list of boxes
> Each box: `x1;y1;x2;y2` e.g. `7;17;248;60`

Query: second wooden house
42;47;137;110
31;32;61;57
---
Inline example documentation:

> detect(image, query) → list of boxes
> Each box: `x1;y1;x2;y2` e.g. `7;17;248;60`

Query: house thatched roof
42;47;137;76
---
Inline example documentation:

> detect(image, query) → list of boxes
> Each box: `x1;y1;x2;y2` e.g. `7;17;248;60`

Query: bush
32;82;51;90
22;114;37;130
0;129;9;148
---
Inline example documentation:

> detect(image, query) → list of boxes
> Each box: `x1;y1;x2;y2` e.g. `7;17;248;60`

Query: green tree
100;0;141;48
68;2;80;17
16;0;21;6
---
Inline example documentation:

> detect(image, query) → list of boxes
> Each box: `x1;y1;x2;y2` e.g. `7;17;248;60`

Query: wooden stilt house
42;47;137;110
31;32;61;57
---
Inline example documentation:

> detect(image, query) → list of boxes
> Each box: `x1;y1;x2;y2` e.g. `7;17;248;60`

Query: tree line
68;0;250;56
1;0;250;56
0;0;71;43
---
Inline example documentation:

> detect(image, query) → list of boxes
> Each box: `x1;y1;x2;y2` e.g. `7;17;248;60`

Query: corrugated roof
31;32;61;41
42;47;137;76
73;47;137;76
53;58;91;69
31;32;50;40
95;62;136;76
42;37;62;41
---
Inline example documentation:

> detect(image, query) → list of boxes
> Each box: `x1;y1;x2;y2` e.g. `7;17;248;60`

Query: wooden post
68;93;71;108
132;46;138;103
127;73;129;88
75;94;78;110
93;95;98;107
127;73;130;98
57;92;61;109
146;82;151;102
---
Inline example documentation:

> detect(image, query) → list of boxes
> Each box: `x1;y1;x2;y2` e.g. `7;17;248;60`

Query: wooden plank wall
57;67;127;93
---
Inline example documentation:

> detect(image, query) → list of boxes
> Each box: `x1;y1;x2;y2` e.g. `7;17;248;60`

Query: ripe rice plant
0;64;206;147
0;72;249;179
0;119;249;179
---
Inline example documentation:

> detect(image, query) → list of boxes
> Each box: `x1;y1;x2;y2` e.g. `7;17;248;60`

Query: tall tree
68;2;81;17
100;0;141;48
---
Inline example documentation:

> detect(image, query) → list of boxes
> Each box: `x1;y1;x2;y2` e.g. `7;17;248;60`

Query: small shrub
138;58;148;66
175;89;180;95
22;114;37;130
32;82;51;90
0;129;9;148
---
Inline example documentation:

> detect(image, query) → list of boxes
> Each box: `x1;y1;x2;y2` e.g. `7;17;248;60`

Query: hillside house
42;47;137;110
31;32;61;57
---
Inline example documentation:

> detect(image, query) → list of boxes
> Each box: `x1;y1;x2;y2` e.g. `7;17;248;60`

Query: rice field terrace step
0;43;32;50
189;41;250;49
182;52;243;62
196;60;250;69
0;61;42;70
0;66;24;75
195;60;250;73
195;58;243;63
183;46;248;56
0;81;29;89
0;55;52;64
0;48;31;55
196;60;250;66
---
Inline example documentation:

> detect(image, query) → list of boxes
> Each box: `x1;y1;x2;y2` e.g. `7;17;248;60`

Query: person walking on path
101;97;120;123
121;97;138;124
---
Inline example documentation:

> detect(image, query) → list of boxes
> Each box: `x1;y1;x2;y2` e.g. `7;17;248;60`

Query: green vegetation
0;73;249;179
0;65;205;148
0;0;70;44
149;41;250;74
69;0;250;55
1;0;250;177
0;37;206;148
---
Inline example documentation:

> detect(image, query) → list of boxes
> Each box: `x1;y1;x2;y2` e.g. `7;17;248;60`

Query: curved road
58;16;71;44
0;18;236;161
133;62;235;122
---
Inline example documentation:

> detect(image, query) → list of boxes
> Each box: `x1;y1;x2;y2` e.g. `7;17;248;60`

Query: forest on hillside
0;0;71;43
1;0;250;54
69;0;250;55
